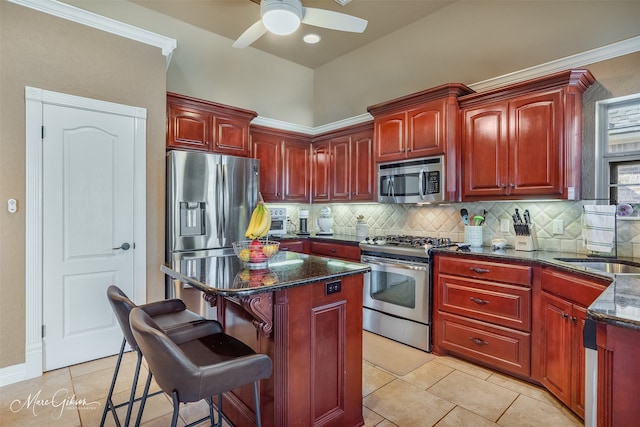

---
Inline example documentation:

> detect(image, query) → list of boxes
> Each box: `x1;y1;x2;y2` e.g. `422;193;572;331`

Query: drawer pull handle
470;267;490;273
329;249;337;253
470;297;489;305
469;337;488;346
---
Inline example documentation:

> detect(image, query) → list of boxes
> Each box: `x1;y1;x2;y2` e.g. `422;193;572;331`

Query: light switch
7;198;17;214
552;219;564;235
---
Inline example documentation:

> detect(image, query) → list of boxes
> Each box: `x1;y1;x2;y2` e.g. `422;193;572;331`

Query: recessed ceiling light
303;34;321;44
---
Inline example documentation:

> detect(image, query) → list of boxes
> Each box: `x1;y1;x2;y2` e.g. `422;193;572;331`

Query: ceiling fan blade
233;20;268;48
302;7;367;33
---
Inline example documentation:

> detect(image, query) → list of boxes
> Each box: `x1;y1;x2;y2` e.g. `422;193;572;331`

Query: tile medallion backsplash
270;201;640;258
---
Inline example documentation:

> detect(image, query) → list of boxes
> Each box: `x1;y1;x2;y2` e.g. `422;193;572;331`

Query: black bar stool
130;307;273;427
101;285;212;427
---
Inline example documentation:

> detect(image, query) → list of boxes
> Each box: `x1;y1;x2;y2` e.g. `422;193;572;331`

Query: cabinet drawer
541;267;609;307
439;312;531;377
438;274;531;331
278;240;305;253
310;241;360;261
438;256;532;286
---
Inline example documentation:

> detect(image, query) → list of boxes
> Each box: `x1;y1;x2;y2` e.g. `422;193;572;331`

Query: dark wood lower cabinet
216;274;364;427
596;321;640;427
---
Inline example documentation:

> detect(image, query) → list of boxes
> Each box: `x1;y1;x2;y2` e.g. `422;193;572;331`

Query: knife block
514;223;538;251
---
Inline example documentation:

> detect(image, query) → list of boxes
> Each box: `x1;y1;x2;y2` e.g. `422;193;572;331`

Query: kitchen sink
554;257;640;275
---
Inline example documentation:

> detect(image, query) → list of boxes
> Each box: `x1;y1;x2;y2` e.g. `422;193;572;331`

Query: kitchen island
162;250;370;427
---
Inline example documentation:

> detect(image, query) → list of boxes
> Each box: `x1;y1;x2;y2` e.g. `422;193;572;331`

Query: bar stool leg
100;338;126;427
170;392;180;427
254;381;262;427
133;369;153;427
123;351;144;427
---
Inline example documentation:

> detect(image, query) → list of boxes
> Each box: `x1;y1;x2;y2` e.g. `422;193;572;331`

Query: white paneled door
42;103;137;371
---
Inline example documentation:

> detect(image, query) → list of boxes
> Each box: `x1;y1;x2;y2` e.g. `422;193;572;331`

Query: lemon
262;244;278;257
239;249;251;262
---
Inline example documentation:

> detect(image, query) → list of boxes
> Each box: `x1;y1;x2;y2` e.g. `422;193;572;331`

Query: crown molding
7;0;177;69
469;36;640;92
252;113;373;136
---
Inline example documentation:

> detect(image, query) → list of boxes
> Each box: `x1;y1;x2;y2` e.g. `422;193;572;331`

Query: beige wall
62;0;316;127
0;2;167;368
313;1;640;126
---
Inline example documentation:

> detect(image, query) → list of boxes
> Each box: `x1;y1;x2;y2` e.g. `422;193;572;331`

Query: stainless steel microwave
377;156;445;204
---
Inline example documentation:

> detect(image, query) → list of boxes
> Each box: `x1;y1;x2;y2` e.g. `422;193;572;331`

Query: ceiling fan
233;0;368;48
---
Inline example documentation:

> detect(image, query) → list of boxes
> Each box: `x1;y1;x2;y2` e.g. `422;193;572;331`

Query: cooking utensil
460;208;469;225
473;215;484;226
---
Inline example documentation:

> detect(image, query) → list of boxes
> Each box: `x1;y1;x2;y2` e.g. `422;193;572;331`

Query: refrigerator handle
221;163;230;246
216;163;224;243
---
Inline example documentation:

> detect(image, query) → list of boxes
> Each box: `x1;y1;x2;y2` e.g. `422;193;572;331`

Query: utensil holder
464;225;483;248
514;223;538;251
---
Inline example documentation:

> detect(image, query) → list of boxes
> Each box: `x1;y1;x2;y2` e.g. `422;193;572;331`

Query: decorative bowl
232;240;280;266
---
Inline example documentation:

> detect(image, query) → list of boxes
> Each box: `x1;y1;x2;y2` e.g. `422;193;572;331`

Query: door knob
112;242;131;251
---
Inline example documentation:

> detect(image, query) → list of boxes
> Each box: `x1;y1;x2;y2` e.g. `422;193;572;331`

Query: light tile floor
0;333;584;426
362;332;583;427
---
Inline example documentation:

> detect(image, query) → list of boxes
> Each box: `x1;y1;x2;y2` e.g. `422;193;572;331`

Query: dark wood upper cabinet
311;122;374;203
250;126;311;203
459;69;595;201
368;84;474;201
167;92;257;156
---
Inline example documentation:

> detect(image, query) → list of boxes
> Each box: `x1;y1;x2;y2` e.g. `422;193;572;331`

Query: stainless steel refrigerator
166;150;259;316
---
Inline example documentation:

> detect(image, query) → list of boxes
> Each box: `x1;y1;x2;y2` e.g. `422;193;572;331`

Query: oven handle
361;257;427;271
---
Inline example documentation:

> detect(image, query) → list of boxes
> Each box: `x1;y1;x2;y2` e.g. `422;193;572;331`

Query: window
596;93;640;215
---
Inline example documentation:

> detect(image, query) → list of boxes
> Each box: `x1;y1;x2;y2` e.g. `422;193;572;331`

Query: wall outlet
500;219;510;233
552;219;564;235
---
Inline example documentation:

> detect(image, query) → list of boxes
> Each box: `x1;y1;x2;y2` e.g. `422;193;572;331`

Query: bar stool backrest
106;285;145;352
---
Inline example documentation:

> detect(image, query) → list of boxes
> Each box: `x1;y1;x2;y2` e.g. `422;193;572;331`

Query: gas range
359;234;455;259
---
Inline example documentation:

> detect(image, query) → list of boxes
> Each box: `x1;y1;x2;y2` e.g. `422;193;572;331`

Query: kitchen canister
356;215;368;240
464;225;483;247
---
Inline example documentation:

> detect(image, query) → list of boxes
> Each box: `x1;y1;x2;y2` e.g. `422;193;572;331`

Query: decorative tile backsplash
271;201;640;258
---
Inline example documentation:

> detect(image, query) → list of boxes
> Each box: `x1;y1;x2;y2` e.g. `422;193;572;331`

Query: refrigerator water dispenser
180;202;206;236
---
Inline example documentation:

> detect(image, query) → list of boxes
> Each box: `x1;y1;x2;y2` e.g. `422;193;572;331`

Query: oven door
362;255;429;324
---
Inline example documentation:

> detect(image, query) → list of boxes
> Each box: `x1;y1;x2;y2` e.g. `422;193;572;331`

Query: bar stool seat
130;307;273;427
101;285;213;427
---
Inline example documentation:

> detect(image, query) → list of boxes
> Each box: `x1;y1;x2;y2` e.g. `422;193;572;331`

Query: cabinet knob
501;184;507;188
561;313;569;319
510;183;515;188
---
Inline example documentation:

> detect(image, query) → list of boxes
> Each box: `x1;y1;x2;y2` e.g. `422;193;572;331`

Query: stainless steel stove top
359;235;455;259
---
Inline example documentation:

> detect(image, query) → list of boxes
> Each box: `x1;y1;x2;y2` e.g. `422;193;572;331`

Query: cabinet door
251;132;282;202
283;140;311;202
461;103;509;199
375;112;406;162
350;131;374;201
571;305;587;419
508;90;563;196
331;137;351;201
407;99;446;157
312;141;331;202
213;115;249;156
539;291;573;406
167;104;211;151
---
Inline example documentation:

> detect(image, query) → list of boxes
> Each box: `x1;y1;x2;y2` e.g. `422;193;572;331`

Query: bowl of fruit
232;239;280;268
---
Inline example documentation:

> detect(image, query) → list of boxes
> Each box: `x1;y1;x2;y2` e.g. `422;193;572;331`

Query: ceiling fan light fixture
261;0;303;36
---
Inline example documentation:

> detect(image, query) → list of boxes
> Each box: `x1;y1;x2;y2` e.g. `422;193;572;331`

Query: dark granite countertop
431;246;640;331
162;249;370;297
